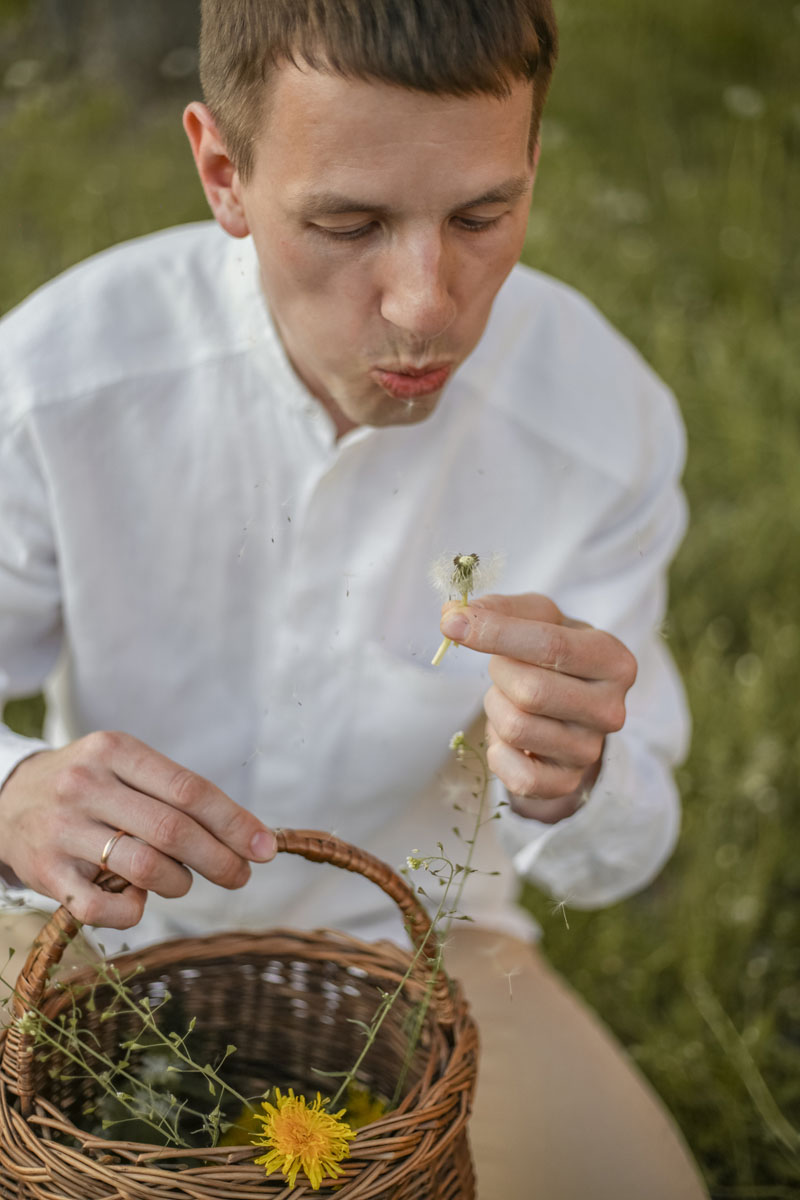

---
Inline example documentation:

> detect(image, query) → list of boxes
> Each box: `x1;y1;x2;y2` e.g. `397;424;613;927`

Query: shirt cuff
0;728;50;793
494;731;681;908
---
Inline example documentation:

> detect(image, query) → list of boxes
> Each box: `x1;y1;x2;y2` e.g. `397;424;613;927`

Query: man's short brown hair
199;0;558;181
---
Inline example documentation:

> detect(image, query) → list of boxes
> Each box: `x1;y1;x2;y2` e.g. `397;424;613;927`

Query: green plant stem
327;906;445;1110
391;738;491;1105
8;963;252;1149
687;975;800;1155
11;1001;192;1146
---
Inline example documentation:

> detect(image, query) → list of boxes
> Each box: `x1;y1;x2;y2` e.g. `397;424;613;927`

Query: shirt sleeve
0;414;59;790
495;379;691;907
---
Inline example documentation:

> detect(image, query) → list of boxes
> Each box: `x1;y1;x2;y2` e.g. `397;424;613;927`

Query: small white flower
15;1012;39;1036
3;59;41;90
449;731;465;751
591;186;650;225
137;1051;176;1086
722;85;765;120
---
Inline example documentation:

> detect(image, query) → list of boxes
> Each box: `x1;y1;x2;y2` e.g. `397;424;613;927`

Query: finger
89;732;276;862
504;787;585;824
470;592;593;634
52;765;252;893
489;657;626;731
49;863;148;930
448;590;591;630
91;824;196;899
441;603;634;684
463;592;565;623
485;724;586;818
96;781;252;892
483;685;604;770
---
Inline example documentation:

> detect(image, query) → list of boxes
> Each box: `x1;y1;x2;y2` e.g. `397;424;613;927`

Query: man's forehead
254;65;535;206
260;60;534;149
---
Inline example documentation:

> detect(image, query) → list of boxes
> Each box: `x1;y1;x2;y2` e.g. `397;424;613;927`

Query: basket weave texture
0;829;478;1198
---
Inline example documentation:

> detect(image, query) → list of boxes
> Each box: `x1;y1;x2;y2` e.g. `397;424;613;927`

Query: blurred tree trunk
27;0;201;92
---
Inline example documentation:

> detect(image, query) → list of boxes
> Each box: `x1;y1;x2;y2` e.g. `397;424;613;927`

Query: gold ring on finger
99;829;126;869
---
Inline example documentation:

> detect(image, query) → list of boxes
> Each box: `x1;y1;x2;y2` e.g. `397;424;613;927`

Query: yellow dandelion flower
251;1088;356;1191
218;1102;263;1146
344;1083;387;1130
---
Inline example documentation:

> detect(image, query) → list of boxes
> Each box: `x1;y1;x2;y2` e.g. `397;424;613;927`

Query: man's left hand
439;593;638;824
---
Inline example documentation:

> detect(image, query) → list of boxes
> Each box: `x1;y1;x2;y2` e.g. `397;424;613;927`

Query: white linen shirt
0;222;689;954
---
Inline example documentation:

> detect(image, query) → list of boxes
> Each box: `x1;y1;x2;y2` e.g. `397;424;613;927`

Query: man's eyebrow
296;193;391;218
295;175;531;219
456;175;532;209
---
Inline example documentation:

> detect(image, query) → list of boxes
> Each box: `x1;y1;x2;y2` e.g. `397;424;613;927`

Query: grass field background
1;0;798;1193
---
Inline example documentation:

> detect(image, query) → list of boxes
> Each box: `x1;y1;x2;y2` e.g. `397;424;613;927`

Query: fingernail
441;612;469;640
250;830;277;861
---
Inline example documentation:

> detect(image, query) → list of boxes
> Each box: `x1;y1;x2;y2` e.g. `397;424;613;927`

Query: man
0;1;707;1194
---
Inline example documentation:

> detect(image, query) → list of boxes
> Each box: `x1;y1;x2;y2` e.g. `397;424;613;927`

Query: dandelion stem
431;636;452;666
431;584;471;667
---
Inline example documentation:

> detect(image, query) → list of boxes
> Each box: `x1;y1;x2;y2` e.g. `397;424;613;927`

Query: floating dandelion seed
549;896;571;929
504;965;523;998
430;551;503;666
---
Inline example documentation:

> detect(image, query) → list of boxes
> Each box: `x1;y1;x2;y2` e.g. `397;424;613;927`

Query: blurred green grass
1;0;798;1193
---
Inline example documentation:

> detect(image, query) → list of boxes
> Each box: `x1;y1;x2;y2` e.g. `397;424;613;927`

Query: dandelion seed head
429;550;504;600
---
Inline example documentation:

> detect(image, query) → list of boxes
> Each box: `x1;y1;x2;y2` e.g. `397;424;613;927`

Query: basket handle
275;827;436;947
3;829;454;1109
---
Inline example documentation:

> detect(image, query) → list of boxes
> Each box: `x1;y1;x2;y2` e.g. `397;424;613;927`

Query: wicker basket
0;829;478;1199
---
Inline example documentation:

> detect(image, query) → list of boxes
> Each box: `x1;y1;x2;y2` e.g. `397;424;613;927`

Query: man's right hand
0;731;277;929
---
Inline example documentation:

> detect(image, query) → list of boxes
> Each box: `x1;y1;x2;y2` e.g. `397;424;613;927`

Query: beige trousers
0;913;708;1199
446;927;709;1199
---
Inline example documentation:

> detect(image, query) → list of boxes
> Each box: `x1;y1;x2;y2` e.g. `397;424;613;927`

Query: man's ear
183;102;250;238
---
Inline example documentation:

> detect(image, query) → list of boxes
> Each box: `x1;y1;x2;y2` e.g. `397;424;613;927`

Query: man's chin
359;389;444;429
327;385;445;434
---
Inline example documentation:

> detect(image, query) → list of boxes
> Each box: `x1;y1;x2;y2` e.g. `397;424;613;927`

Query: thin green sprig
391;733;498;1103
319;733;497;1111
7;958;252;1148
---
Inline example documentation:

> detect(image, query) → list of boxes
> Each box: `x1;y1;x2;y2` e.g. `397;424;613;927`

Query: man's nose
378;233;457;341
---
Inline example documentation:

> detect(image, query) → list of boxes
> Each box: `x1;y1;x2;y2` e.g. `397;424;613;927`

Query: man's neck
318;395;358;441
